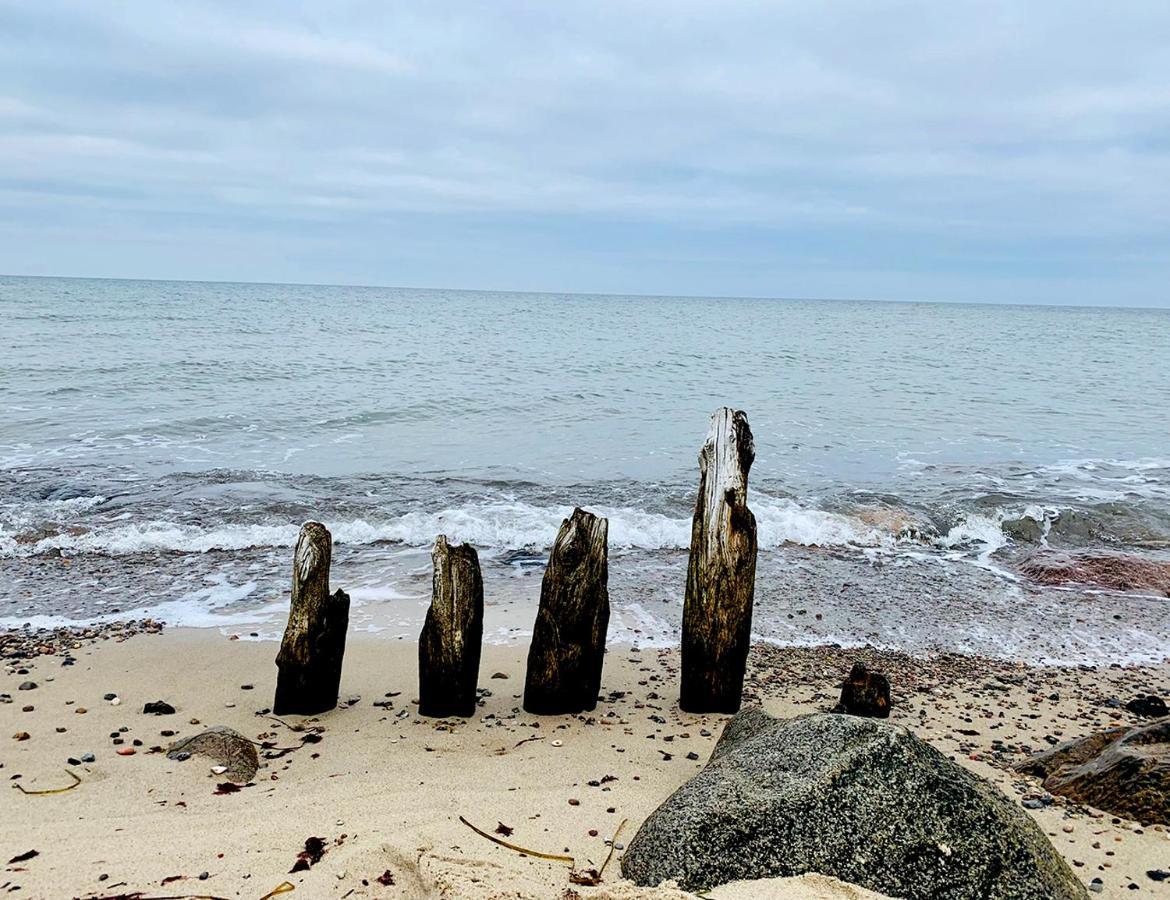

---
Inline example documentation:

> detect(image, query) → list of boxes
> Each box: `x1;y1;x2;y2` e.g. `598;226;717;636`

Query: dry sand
2;628;1167;899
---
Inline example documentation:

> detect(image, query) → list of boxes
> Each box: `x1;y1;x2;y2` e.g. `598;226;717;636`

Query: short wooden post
418;535;484;717
274;521;350;716
523;508;610;714
680;408;758;713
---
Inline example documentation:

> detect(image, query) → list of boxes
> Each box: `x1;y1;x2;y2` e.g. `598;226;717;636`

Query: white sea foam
0;496;924;557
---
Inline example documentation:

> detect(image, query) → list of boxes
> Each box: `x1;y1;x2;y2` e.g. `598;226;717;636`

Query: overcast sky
2;2;1169;305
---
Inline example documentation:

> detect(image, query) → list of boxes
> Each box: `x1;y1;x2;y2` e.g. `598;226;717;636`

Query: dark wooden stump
680;408;758;713
831;662;891;718
274;521;350;716
418;535;484;717
523;508;610;715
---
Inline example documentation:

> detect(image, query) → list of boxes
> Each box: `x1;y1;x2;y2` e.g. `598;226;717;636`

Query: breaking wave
0;495;1016;558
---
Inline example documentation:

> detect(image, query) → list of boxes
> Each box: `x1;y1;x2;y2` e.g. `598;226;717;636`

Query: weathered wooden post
523;508;610;715
274;521;350;716
680;408;758;713
418;535;484;717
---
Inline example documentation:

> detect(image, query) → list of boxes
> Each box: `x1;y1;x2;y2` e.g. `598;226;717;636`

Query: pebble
116;747;136;756
211;765;227;775
13;731;30;741
551;740;563;748
81;752;95;762
18;681;37;691
110;697;121;706
103;693;117;701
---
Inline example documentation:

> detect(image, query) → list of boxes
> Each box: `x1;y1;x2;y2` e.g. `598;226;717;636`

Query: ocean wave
0;496;926;557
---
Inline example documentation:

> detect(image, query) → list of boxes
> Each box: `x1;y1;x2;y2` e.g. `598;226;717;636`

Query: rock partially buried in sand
831;662;890;718
166;725;259;783
621;709;1087;899
1016;717;1169;825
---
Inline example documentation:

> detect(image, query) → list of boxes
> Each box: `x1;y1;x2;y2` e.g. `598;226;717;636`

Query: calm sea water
3;276;1169;663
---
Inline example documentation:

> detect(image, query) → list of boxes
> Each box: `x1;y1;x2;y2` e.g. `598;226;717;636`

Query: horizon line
2;271;1167;313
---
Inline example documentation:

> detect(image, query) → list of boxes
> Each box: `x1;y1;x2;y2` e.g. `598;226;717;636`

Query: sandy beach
2;626;1166;899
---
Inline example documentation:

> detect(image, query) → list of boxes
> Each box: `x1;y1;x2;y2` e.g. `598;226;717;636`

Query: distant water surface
2;276;1169;664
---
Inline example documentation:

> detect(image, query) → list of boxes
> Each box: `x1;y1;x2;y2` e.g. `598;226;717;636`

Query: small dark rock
143;701;176;716
1125;695;1167;718
18;681;37;691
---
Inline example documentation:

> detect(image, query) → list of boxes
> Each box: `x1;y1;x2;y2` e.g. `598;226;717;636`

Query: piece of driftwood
523;508;610;715
680;408;758;713
274;522;350;716
419;536;484;717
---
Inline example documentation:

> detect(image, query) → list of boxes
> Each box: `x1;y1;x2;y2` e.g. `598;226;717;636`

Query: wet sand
2;628;1168;898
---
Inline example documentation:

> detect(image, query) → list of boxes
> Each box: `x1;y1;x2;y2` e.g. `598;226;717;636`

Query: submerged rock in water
1018;551;1170;595
1016;718;1169;825
621;709;1087;899
166;725;259;783
831;662;890;718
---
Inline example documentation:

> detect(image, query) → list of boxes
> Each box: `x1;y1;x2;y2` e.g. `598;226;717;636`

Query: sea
2;276;1169;665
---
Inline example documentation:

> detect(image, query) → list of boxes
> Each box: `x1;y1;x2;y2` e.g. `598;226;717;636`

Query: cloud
1;0;1169;303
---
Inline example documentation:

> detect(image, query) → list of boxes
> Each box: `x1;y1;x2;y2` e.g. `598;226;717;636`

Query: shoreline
2;625;1167;898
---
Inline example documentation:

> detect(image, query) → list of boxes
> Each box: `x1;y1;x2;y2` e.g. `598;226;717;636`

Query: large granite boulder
1016;717;1169;825
621;709;1086;899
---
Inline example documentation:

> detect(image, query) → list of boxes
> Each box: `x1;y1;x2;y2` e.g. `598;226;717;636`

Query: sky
2;1;1169;306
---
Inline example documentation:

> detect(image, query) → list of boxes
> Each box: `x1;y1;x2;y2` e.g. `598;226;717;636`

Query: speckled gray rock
621;709;1087;899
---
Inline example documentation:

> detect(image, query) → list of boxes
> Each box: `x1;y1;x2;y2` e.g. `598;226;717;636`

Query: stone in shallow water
166;725;259;783
621;709;1086;899
1016;717;1170;825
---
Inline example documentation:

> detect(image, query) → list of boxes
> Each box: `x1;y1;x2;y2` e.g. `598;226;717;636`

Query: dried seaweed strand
598;818;627;878
258;882;295;900
83;893;232;900
458;815;574;864
14;769;81;795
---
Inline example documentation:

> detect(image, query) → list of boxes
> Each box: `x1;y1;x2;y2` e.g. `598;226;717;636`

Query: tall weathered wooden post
680;408;758;713
418;535;484;717
274;521;351;716
524;508;610;715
